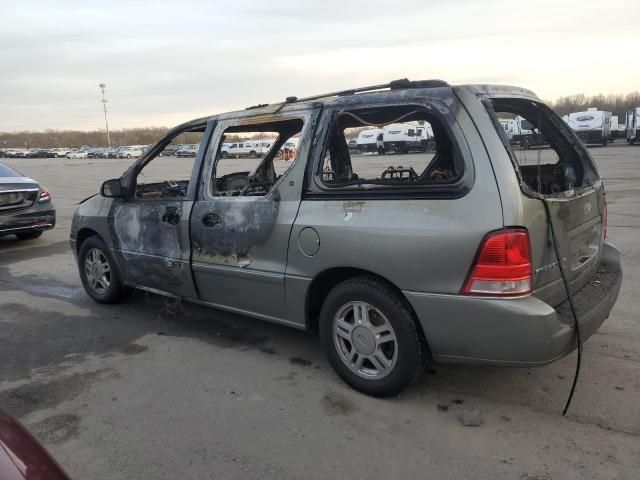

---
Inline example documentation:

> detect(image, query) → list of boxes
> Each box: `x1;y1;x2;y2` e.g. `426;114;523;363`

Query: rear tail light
38;187;51;202
462;229;532;296
603;195;608;239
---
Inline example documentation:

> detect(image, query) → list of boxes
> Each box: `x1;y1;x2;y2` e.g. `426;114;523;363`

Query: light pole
99;83;111;147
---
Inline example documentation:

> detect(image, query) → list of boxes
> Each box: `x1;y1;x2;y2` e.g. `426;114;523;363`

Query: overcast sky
1;0;638;131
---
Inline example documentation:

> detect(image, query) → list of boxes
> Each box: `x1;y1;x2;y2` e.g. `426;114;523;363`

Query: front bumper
404;242;622;366
0;205;56;236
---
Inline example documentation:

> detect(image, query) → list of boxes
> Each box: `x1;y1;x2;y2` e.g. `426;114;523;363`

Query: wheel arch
305;267;430;352
75;227;101;254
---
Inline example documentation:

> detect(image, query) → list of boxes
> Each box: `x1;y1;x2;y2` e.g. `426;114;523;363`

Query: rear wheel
15;231;43;240
250;151;257;158
319;276;427;397
78;236;130;304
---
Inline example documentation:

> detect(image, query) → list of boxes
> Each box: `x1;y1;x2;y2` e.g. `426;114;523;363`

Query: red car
0;410;70;479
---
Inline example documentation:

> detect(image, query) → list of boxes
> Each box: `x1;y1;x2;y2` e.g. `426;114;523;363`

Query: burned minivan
70;80;622;396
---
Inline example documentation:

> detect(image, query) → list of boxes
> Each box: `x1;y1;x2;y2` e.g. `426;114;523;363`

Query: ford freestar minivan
70;79;622;396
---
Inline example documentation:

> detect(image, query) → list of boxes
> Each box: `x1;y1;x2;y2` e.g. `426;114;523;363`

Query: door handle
202;213;221;227
161;206;181;226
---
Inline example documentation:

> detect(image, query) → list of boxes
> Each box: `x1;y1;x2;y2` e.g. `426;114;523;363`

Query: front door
108;123;210;298
189;108;318;323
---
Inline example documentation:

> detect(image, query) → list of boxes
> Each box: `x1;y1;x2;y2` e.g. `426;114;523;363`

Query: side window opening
135;127;205;199
486;98;599;197
210;118;304;197
319;105;461;190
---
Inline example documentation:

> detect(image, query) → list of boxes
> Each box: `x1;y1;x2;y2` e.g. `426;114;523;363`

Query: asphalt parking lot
1;145;639;479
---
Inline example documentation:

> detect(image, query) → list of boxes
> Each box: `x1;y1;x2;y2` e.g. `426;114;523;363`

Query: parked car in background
108;147;125;158
160;143;181;156
0;160;55;240
26;148;50;158
71;79;621;397
176;144;200;157
117;146;146;159
0;409;71;479
2;150;20;158
67;149;89;159
87;147;106;158
13;150;31;158
221;141;271;158
53;147;71;157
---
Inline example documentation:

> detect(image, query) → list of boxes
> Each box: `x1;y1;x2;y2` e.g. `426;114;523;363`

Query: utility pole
99;83;111;147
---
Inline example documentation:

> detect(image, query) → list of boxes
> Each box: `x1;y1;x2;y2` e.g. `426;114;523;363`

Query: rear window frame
482;97;601;200
305;101;474;200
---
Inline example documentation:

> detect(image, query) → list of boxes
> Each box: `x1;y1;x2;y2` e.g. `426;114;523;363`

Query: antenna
99;83;111;147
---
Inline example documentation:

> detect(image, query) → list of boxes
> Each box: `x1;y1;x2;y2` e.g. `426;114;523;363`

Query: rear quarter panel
455;86;606;307
286;93;504;324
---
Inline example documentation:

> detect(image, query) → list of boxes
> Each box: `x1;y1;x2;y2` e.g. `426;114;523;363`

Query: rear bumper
404;242;622;366
0;205;56;236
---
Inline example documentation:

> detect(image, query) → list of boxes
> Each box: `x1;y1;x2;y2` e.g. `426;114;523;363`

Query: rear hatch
541;188;604;299
484;97;605;306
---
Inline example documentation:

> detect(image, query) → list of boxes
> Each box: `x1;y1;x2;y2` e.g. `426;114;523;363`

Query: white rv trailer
355;128;383;153
610;116;619;140
625;107;640;144
382;121;433;154
565;108;612;145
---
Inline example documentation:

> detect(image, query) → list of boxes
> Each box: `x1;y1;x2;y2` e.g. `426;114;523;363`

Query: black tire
250;151;257;158
15;231;43;240
78;235;130;304
319;276;428;397
221;151;229;159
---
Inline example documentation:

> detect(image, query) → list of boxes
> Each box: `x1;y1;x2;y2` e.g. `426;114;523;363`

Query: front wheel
319;276;427;397
78;236;130;304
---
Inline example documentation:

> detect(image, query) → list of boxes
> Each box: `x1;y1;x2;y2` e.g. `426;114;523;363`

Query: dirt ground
1;144;639;479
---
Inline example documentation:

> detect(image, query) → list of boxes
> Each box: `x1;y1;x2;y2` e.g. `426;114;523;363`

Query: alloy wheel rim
84;248;111;295
333;301;398;380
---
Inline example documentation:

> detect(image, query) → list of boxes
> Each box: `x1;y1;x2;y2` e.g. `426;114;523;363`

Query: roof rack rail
284;78;449;104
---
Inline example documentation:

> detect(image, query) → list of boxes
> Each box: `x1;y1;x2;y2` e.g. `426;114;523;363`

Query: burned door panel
191;193;279;268
190;191;300;320
109;199;197;298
